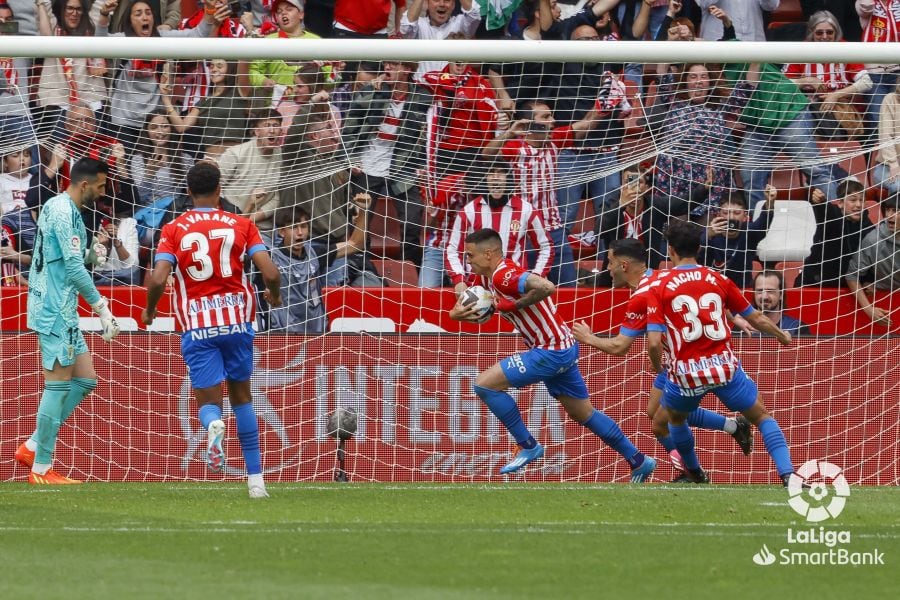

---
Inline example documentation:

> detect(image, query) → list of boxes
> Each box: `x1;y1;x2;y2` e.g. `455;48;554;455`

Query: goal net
0;36;897;485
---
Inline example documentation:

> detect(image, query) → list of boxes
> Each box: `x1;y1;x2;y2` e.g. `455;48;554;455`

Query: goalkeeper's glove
91;296;121;342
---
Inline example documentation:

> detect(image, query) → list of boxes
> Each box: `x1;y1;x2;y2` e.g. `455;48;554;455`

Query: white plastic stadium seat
755;200;818;263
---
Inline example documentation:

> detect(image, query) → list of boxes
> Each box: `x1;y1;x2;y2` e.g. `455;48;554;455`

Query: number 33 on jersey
646;266;753;390
155;209;267;331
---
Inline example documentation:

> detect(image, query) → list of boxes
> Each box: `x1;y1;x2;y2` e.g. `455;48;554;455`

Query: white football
461;285;495;323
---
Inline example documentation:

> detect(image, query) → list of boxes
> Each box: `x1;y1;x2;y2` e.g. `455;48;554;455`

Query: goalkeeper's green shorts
38;327;88;371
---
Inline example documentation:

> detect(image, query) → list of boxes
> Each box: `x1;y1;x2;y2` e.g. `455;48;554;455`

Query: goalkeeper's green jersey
27;192;101;335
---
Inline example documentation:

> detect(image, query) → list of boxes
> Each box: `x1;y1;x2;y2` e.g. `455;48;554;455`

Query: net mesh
1;41;898;484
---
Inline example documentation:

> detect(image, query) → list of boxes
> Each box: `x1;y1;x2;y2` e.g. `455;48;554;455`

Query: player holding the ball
450;228;657;481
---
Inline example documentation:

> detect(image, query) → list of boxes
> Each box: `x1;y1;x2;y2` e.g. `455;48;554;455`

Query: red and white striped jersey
782;61;867;91
862;0;900;43
445;195;553;286
156;208;266;332
490;258;574;351
619;269;665;337
647;265;753;392
499;126;573;231
424;172;471;250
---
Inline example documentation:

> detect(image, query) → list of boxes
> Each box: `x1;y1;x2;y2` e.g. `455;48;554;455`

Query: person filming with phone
594;164;667;286
700;185;775;288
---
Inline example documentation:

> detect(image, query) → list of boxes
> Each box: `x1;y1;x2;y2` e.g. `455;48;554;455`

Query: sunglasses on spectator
813;29;836;37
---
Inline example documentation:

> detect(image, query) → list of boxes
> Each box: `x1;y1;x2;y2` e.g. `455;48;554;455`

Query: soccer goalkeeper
14;158;121;485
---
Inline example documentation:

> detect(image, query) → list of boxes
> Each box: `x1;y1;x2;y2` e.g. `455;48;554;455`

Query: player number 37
672;293;727;342
180;228;235;281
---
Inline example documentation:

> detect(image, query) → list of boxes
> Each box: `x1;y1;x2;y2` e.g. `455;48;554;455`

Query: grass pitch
0;483;897;599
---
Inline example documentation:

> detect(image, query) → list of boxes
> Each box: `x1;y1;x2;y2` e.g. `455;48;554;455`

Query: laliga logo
787;459;850;522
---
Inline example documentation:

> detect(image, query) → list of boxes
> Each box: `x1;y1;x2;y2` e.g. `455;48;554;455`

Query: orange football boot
14;442;35;468
28;470;82;485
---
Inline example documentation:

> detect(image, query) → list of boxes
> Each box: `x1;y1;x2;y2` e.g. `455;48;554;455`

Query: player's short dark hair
187;162;221;196
276;207;311;229
69;157;109;185
466;228;502;248
719;189;747;209
665;219;704;259
609;238;648;264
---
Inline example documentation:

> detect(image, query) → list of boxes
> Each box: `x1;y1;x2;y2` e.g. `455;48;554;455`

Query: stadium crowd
1;0;898;333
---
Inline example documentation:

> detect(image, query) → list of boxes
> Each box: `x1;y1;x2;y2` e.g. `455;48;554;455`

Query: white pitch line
0;525;895;539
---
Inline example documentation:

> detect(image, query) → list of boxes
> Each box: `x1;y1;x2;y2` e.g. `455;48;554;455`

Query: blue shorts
181;324;255;389
500;344;590;400
660;365;758;414
38;327;88;371
652;370;667;391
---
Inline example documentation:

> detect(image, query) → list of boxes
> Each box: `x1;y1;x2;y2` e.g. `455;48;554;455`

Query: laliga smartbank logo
751;460;884;567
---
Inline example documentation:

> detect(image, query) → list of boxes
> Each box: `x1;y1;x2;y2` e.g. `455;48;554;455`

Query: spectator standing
846;193;900;325
265;208;327;333
855;0;900;144
35;0;108;118
88;0;180;31
343;59;431;265
697;0;778;41
400;0;482;81
95;0;228;151
129;110;190;209
217;109;283;235
483;99;605;287
445;162;553;295
160;58;249;160
797;179;874;287
595;165;668;285
247;0;320;96
419;171;471;287
700;188;774;288
333;0;403;37
872;81;900;193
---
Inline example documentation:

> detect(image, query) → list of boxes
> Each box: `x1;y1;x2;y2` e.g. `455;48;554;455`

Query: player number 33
672;293;727;342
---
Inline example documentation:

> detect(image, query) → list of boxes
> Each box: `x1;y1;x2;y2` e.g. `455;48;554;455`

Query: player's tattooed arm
497;273;554;312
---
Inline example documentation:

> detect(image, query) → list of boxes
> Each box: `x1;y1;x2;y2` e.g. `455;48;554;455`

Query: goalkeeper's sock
473;385;536;449
198;404;223;431
686;407;727;432
59;377;97;423
583;409;641;467
27;378;96;449
656;434;676;452
758;417;794;477
232;402;262;476
33;380;71;467
668;422;701;471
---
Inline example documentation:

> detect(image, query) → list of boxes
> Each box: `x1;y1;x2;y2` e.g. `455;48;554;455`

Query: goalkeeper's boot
630;455;657;483
14;442;35;468
499;443;545;474
730;415;754;456
672;468;709;484
28;469;81;485
206;419;226;473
